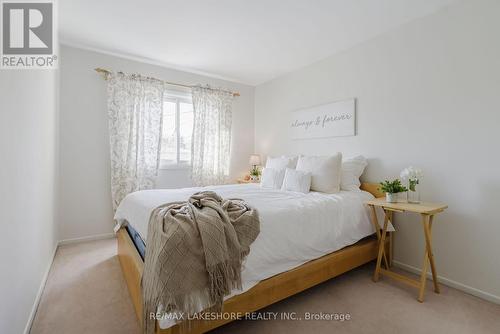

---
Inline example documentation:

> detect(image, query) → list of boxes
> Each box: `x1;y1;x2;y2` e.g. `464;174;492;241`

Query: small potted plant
379;179;408;203
249;166;261;182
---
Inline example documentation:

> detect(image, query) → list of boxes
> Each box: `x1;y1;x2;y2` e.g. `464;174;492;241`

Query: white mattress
114;184;379;329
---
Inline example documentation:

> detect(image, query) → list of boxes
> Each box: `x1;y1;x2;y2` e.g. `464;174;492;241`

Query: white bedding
114;184;380;329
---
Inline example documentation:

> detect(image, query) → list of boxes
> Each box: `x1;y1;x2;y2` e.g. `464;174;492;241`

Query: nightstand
365;198;448;302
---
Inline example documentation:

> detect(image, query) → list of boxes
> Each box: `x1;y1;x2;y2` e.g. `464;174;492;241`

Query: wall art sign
290;98;355;139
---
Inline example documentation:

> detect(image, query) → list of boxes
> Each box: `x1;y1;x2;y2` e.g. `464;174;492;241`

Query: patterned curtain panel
106;73;164;210
191;87;234;186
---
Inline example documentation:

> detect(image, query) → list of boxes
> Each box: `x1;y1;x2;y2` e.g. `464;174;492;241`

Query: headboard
360;182;384;198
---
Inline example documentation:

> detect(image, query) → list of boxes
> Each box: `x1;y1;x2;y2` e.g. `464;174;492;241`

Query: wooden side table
365;198;448;302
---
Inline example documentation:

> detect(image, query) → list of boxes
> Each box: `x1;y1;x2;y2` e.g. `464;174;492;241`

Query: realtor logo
1;0;57;69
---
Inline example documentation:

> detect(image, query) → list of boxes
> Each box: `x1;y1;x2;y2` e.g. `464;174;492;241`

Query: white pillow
265;155;299;170
260;168;286;189
341;155;368;191
281;168;311;193
295;153;342;193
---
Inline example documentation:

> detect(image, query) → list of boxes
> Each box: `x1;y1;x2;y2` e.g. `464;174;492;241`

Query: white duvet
114;184;379;329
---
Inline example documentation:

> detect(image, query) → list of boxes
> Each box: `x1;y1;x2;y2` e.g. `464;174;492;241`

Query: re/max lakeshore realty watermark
1;0;58;69
150;311;352;322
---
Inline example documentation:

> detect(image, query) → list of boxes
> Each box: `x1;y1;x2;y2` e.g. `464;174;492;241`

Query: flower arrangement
400;166;423;203
400;166;423;190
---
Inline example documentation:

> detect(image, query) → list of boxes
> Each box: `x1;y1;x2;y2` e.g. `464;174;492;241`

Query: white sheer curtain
106;73;164;209
191;86;234;186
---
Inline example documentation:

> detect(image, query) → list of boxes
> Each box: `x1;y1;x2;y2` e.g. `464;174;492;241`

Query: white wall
0;70;58;333
255;0;500;300
59;45;255;240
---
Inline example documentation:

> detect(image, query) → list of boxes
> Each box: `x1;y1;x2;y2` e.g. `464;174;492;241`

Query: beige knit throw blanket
141;191;260;334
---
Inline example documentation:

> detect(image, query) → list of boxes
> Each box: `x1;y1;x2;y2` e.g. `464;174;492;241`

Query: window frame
160;92;193;170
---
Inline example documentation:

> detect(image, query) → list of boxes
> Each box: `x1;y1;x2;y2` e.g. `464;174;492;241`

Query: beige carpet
31;238;500;334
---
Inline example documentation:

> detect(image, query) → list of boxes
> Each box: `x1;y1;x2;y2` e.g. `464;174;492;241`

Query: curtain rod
94;68;240;97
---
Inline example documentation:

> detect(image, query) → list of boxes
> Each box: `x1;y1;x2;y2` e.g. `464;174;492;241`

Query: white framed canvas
290;98;356;139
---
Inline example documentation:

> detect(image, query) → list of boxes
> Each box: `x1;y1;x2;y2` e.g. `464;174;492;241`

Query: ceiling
60;0;455;85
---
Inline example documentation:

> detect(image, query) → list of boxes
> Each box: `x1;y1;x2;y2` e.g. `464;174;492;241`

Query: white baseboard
23;243;58;334
392;260;500;305
58;232;115;246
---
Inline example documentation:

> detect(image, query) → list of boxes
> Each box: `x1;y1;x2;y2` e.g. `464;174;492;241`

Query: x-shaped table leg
373;208;392;282
418;214;440;302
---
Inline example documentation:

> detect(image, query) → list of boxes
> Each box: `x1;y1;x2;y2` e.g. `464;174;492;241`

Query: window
160;92;194;168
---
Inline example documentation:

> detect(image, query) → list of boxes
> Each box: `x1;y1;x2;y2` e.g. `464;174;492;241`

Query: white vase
386;193;397;203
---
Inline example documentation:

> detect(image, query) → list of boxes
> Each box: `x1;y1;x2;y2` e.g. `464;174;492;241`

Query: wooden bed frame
117;183;389;334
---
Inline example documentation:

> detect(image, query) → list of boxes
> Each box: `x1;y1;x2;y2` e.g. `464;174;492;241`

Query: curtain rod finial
95;67;111;79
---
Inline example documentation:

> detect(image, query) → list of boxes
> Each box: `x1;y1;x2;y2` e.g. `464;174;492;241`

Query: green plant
409;178;419;192
379;179;408;194
250;166;261;177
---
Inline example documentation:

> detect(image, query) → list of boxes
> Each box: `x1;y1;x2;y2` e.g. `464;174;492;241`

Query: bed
115;182;389;333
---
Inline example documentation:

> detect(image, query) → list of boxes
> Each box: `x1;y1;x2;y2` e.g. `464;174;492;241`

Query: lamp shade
249;154;261;166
